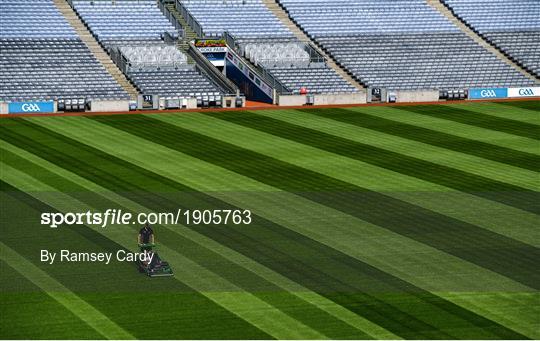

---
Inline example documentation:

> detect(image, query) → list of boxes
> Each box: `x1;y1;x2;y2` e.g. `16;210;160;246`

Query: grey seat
0;0;129;101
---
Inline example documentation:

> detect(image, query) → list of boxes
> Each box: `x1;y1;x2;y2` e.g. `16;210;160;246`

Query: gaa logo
480;90;497;98
21;103;41;112
518;88;534;96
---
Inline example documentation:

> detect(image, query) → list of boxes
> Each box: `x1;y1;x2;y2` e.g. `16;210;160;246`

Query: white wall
313;92;366;105
393;90;439;103
186;98;198;109
0;102;8;114
91;100;130;112
277;94;307;106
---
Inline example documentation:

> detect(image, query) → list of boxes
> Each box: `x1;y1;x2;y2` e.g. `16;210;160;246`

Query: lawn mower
137;243;173;277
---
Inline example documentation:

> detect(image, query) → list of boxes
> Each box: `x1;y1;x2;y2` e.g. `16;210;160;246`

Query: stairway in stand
261;0;365;92
52;0;139;99
427;0;537;82
164;3;197;64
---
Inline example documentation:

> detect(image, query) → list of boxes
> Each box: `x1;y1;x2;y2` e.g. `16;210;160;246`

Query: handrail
187;43;239;95
175;0;203;38
158;0;185;36
224;32;292;95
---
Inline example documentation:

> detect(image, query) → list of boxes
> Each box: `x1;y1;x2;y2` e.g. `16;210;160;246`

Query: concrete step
260;0;364;91
163;3;197;64
51;0;139;99
165;3;197;35
427;0;537;82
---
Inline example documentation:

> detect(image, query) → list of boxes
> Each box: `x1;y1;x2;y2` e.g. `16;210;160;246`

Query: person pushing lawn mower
137;223;173;277
138;223;154;251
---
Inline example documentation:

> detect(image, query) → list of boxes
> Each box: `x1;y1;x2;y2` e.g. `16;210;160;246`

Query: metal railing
158;0;185;35
163;31;182;44
231;36;326;64
175;0;203;38
110;45;194;73
109;46;129;74
305;43;326;64
224;32;292;95
187;43;239;95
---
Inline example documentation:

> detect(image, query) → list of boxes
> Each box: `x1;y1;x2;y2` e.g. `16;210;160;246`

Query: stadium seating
277;0;536;90
129;70;221;97
244;42;310;68
2;0;536;105
72;0;225;103
0;0;129;101
267;66;358;94
72;0;178;47
119;45;188;70
235;39;357;94
180;2;357;94
441;0;540;78
180;0;294;39
115;45;222;97
121;47;223;102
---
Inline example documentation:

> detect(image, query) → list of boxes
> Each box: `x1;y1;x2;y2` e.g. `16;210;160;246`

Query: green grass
1;100;539;339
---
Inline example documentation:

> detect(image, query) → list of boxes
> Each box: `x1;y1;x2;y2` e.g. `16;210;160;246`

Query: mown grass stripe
84;115;539;338
301;107;539;173
2;118;525;339
0;179;276;340
209;109;538;214
91;114;540;291
445;102;540;124
156;111;540;282
0;120;447;339
495;100;540;113
0;140;400;340
396;104;540;140
151;112;539;288
30;115;539;337
347;106;538;155
442;292;540;340
0;239;134;340
253;108;537;191
241;108;538;246
3;147;366;339
0;260;107;339
16;119;536;338
0;147;433;340
0;169;325;340
0;140;335;340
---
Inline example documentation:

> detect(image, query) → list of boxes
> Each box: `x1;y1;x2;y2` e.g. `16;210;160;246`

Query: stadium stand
129;70;221;98
441;0;540;78
118;45;188;70
239;40;357;94
72;0;225;106
113;45;222;99
179;0;358;95
72;0;179;47
0;0;129;101
267;66;358;94
2;0;537;109
244;42;310;68
276;0;536;90
180;0;294;39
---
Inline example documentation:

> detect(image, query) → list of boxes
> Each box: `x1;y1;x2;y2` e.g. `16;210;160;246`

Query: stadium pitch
0;100;538;339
